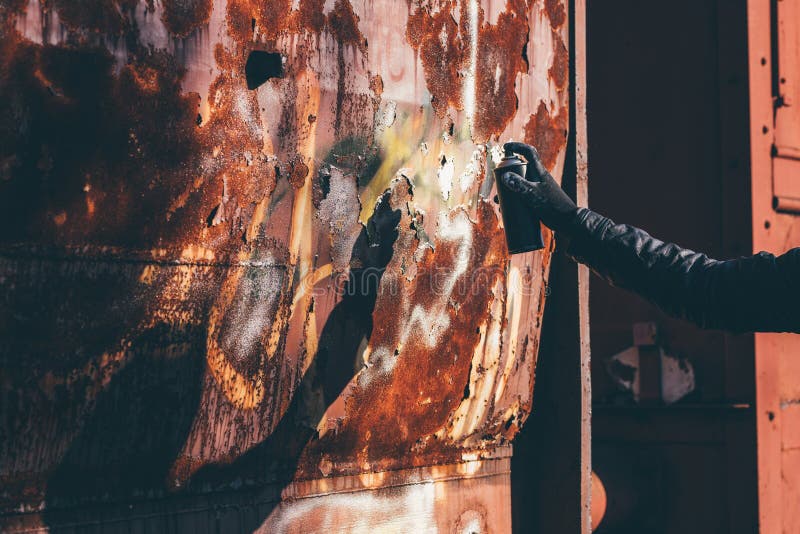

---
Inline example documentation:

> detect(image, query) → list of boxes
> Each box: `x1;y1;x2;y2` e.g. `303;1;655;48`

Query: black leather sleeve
565;208;800;333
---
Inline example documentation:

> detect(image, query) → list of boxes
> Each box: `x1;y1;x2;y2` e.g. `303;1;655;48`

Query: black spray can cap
495;150;527;173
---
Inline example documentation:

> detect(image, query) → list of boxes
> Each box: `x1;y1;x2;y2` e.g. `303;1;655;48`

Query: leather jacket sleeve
564;208;800;333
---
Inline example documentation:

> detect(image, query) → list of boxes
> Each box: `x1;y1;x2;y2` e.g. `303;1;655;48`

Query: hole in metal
245;51;283;90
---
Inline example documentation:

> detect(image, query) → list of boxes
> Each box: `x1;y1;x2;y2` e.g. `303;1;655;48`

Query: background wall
585;1;757;532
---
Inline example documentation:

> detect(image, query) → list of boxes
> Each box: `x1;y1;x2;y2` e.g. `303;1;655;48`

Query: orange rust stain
523;101;567;171
370;74;384;99
549;30;568;89
228;0;355;44
406;0;467;117
227;0;292;43
161;0;213;38
279;155;310;190
230;0;323;37
472;0;529;142
128;63;161;93
293;0;326;33
367;73;384;142
406;0;530;141
544;0;566;29
327;0;368;53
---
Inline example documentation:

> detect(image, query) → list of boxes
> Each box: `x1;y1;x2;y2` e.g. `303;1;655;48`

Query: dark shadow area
585;1;757;533
42;190;400;532
43;321;206;519
511;249;585;534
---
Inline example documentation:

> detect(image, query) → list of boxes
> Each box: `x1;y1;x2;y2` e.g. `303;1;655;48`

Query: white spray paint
217;257;284;364
361;210;473;383
437;155;455;201
258;480;438;533
459;149;483;193
489;144;505;166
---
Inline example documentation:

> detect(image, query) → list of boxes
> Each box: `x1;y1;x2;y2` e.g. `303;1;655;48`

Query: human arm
500;142;800;333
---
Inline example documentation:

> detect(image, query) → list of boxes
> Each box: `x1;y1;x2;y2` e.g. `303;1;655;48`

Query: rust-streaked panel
0;0;569;523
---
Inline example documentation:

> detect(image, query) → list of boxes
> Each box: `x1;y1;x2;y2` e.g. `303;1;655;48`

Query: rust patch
327;0;367;53
329;0;373;139
293;184;509;477
227;0;356;44
369;74;384;99
278;155;310;190
161;0;213;38
227;0;292;43
523;101;568;171
545;0;566;29
0;40;201;246
472;0;529;142
2;0;27;14
406;1;467;117
548;30;568;89
293;0;326;33
49;0;137;34
406;0;530;141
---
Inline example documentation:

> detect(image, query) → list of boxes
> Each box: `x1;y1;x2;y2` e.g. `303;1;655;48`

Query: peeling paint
524;101;568;171
437;154;455;200
406;0;532;142
318;165;362;272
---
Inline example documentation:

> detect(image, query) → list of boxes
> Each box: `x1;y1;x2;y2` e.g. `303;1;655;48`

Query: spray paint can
493;148;545;254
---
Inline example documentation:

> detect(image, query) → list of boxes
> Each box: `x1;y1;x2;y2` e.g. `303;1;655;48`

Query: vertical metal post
573;0;592;530
747;1;783;533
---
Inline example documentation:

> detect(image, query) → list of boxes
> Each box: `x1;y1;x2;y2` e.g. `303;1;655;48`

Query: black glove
500;142;578;234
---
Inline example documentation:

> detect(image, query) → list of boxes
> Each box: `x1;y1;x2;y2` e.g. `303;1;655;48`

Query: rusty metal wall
0;0;568;528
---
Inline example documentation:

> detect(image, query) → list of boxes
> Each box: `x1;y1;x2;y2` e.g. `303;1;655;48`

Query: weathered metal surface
0;0;569;525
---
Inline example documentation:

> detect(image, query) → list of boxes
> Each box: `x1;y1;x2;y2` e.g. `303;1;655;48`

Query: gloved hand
500;142;578;233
